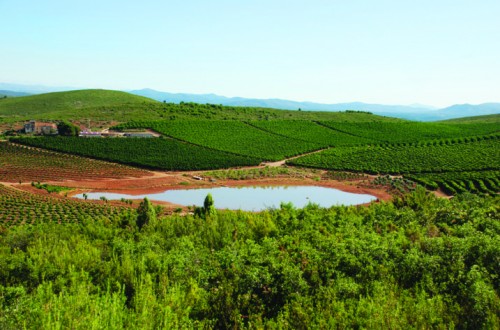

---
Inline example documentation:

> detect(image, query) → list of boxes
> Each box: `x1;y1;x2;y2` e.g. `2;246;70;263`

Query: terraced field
0;184;130;226
290;138;499;174
115;120;321;161
248;120;374;146
10;137;261;171
290;137;500;194
406;170;500;195
0;142;152;182
318;121;500;143
4;102;498;197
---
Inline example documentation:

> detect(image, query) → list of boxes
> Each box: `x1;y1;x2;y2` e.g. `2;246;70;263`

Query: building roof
34;122;57;128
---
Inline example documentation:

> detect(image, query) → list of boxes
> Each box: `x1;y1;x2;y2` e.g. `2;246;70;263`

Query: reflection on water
74;186;376;211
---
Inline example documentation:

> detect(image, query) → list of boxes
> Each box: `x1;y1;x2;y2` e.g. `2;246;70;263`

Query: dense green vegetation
318;121;499;143
0;189;498;328
31;182;72;194
10;137;261;171
0;142;150;182
1;89;499;328
203;166;316;181
57;120;81;136
248;120;374;146
115;120;321;161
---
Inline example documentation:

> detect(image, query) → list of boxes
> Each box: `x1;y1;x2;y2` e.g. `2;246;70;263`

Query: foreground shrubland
0;189;499;329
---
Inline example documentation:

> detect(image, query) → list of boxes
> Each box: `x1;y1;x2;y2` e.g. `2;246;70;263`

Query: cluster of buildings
79;130;155;138
22;120;156;138
23;120;58;135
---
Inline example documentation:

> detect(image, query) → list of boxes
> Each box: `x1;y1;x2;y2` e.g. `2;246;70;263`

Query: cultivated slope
438;113;500;124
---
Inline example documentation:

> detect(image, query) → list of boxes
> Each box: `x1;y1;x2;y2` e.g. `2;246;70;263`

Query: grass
31;182;73;194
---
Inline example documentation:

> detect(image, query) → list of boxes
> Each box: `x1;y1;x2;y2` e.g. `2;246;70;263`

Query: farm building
24;120;58;135
79;130;102;138
101;131;124;137
123;132;154;138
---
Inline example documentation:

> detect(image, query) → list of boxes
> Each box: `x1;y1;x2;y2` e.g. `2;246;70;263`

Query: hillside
0;89;403;123
438;113;500;124
0;89;160;122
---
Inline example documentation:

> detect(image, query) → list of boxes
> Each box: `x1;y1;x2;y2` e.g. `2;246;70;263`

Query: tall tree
57;121;80;136
203;193;216;216
137;197;156;229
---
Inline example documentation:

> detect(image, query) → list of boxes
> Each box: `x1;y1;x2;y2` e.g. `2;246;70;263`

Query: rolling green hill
0;89;160;122
0;89;404;123
438;113;500;124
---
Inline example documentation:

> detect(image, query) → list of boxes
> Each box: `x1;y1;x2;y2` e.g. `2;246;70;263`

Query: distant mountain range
1;83;499;121
129;89;500;121
0;83;76;94
0;90;31;97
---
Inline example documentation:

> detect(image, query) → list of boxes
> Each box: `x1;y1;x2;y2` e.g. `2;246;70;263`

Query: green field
289;138;499;174
115;120;322;161
318;121;500;143
10;137;261;171
248;120;374;146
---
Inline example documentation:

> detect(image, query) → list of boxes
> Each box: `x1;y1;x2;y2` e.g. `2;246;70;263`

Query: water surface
75;186;376;211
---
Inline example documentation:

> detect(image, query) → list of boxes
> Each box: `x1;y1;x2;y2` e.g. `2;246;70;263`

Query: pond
74;186;377;211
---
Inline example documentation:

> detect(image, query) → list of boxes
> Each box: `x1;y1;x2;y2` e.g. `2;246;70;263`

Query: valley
0;89;498;328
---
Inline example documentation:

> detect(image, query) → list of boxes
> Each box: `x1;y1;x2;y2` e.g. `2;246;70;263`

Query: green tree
137;197;156;229
57;121;80;136
203;193;216;216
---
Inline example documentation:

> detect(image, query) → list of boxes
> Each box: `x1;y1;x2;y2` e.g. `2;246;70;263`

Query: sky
1;0;499;107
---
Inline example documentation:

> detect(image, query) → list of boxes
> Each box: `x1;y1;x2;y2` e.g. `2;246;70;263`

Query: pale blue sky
1;0;499;107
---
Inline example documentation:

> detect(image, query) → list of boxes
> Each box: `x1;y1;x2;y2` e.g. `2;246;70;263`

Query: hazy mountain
0;83;77;94
130;88;437;116
2;84;499;121
0;90;31;97
131;89;500;121
435;103;500;119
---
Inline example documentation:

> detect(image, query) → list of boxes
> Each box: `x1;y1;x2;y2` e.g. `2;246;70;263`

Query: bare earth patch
4;168;392;210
